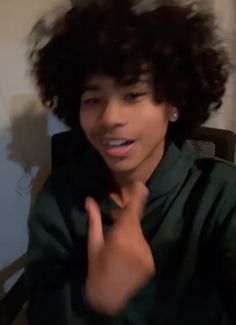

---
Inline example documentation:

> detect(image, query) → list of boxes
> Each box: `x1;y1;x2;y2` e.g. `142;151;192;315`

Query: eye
81;97;102;106
124;92;147;103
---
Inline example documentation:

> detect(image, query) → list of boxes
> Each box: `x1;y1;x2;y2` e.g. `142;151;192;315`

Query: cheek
79;109;94;136
136;108;170;135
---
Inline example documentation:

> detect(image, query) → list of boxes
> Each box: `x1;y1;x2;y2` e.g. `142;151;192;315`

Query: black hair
28;0;231;144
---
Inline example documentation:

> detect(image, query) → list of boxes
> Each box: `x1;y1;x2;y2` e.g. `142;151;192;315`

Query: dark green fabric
25;142;236;324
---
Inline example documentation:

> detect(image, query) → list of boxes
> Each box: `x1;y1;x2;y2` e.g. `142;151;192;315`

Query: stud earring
170;107;179;122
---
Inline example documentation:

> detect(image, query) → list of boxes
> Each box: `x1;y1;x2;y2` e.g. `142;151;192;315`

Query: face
79;74;171;176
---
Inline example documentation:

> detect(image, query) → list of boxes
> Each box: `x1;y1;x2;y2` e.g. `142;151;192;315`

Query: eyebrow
81;77;151;94
81;84;101;93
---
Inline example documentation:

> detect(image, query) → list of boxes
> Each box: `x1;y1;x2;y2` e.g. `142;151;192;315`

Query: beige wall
206;0;236;132
0;0;69;296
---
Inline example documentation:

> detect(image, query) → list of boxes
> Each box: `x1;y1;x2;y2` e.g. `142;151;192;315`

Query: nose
99;97;127;128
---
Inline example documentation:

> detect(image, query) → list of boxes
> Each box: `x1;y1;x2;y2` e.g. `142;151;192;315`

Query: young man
26;1;236;324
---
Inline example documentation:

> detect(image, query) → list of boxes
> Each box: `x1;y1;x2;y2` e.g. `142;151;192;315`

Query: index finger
125;182;149;221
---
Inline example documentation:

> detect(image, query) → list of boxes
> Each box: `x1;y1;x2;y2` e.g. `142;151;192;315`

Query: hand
84;182;155;315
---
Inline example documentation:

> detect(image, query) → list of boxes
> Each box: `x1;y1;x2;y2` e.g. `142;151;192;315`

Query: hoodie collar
89;142;194;219
146;142;193;200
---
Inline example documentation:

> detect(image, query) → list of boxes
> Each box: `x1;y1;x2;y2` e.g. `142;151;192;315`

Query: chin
103;157;138;174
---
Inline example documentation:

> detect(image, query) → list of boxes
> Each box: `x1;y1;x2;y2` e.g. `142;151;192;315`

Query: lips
102;138;136;158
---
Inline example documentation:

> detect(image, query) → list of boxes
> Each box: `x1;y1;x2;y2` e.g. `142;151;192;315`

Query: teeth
103;139;129;147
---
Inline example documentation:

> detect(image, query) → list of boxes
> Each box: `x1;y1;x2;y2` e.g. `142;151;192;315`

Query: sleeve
217;186;236;325
25;177;112;325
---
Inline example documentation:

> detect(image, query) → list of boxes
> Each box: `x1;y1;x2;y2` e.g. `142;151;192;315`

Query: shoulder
29;162;89;241
29;165;74;224
34;162;87;217
192;158;236;225
195;157;236;185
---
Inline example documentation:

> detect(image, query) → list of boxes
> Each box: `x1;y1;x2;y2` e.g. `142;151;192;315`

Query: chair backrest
51;130;88;170
51;130;74;170
184;126;236;163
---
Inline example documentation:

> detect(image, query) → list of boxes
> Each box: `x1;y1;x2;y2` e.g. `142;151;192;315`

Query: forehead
83;73;152;91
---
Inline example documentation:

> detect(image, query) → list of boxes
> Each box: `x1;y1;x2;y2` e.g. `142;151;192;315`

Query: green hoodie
26;142;236;324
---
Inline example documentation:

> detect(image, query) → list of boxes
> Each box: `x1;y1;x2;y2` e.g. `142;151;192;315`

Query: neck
110;140;165;207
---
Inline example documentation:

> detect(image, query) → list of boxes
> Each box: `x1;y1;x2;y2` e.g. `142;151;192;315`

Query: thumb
125;182;149;222
85;196;104;258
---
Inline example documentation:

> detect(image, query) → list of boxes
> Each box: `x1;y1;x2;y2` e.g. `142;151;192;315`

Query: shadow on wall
0;95;52;324
7;94;51;207
4;94;51;293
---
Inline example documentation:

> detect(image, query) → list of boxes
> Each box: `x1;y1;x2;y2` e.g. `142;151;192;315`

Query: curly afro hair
28;0;231;144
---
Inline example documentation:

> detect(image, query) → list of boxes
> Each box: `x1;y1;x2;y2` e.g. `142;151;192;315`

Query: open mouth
102;139;136;157
103;139;135;147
